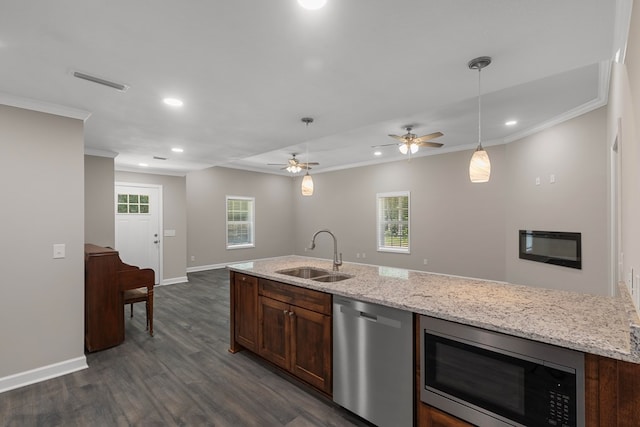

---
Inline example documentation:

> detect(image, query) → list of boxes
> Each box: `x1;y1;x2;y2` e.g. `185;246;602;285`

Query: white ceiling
0;1;625;176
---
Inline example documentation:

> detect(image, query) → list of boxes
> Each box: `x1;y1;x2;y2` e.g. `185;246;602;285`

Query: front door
115;183;161;284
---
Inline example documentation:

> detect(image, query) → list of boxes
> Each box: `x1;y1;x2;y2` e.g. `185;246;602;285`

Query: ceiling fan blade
388;134;407;142
414;132;443;143
417;141;444;148
267;163;287;166
300;162;320;166
372;142;401;148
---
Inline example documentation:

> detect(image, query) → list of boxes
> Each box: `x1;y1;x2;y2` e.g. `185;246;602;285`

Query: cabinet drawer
235;273;258;286
259;279;331;315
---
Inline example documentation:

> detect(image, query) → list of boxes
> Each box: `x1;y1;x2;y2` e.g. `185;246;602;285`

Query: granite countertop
227;255;640;363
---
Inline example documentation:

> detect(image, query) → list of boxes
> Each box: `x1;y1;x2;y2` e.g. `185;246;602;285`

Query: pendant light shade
469;146;491;183
301;172;314;196
468;56;492;183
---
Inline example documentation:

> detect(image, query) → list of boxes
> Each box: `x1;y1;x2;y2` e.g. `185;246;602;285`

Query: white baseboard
0;356;88;394
186;263;228;273
160;276;188;286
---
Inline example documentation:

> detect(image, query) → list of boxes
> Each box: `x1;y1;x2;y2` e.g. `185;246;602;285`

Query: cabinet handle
283;309;288;314
288;311;294;317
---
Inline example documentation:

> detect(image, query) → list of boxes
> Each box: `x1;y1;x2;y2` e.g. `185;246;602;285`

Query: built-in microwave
420;316;585;427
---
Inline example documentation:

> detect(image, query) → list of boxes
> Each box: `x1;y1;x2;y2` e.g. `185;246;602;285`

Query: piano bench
123;288;153;337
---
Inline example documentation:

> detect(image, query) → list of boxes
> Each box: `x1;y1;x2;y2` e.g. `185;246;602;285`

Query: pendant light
300;117;314;196
468;56;492;183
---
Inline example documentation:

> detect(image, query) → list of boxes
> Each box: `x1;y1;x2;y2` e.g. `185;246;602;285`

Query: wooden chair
118;261;155;338
123;287;154;336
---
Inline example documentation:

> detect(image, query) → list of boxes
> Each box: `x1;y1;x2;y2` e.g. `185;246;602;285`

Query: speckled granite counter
228;255;640;363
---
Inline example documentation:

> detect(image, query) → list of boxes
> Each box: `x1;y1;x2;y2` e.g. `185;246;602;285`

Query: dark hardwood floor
0;269;369;427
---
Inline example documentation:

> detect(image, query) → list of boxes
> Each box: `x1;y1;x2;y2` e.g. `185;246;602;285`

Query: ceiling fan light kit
375;126;444;157
468;56;492;183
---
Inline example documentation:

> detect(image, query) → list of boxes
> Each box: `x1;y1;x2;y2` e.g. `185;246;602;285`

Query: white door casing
115;183;162;284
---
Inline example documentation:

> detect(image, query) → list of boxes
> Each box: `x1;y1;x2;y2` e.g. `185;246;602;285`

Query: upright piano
84;244;155;352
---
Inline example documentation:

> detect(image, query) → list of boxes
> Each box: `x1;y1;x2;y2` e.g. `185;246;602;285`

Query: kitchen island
228;255;640;362
227;255;640;427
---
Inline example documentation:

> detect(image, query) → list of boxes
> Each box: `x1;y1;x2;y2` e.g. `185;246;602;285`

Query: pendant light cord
477;66;482;149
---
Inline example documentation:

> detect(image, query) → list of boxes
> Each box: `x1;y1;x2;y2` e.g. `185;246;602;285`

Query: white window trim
226;195;255;249
376;191;411;254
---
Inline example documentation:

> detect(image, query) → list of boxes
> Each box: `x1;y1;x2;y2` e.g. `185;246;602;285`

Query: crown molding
504;60;610;144
0;92;91;121
85;147;118;158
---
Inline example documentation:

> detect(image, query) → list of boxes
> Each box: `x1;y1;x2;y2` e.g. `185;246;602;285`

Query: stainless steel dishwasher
333;296;413;427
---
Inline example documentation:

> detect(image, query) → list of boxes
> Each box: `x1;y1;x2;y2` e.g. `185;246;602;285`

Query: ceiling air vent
153;156;167;160
72;71;129;92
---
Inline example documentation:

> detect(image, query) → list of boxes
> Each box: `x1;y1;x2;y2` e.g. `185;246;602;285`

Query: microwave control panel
547;390;573;427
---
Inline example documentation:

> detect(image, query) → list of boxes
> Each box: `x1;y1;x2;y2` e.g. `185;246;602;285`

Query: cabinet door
234;273;258;352
258;296;290;370
290;305;332;394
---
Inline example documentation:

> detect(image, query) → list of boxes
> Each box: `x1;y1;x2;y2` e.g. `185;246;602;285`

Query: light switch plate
164;229;176;237
53;243;65;259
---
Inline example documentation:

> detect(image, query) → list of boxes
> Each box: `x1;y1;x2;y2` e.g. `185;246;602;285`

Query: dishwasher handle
360;311;378;321
337;303;402;328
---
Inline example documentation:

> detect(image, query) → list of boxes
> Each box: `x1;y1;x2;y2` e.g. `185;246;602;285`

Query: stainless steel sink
277;267;331;279
312;273;352;282
276;267;353;282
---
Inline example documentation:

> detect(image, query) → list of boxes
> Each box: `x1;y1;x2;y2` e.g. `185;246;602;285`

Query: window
226;196;255;249
377;191;410;253
117;193;150;214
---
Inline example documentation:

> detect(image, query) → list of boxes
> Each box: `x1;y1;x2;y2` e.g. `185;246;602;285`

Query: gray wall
609;3;640;305
186;166;294;268
289;109;608;295
504;108;608;295
85;155;115;247
115;171;188;283
292;147;507;281
0;105;85;378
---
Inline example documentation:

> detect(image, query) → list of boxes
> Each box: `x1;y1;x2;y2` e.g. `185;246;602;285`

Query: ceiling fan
268;153;319;173
374;126;444;155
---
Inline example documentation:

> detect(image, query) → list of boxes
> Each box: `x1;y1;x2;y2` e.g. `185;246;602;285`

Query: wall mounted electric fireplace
519;230;582;269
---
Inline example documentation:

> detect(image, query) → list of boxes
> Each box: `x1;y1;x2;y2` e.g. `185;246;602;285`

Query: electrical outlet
362;253;366;259
356;253;360;258
549;174;556;184
190;255;195;261
423;258;428;265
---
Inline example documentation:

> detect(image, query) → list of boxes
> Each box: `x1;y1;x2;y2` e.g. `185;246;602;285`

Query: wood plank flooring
0;269;370;427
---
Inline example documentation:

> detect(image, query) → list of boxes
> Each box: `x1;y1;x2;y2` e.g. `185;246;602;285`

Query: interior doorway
115;183;162;284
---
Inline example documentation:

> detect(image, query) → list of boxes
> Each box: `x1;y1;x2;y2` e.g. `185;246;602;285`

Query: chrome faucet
308;229;343;271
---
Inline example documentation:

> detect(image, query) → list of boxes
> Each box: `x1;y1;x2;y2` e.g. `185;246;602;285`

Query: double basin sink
276;266;352;283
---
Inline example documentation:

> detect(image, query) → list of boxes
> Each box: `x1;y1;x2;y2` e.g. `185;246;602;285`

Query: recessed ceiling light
374;151;382;156
505;120;518;126
163;98;183;107
298;0;327;10
171;147;184;153
139;163;149;167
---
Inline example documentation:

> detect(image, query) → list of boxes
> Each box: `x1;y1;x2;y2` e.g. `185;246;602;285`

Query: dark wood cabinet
585;353;640;427
258;295;290;369
258;278;332;395
290;303;332;392
229;271;259;353
229;272;332;395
